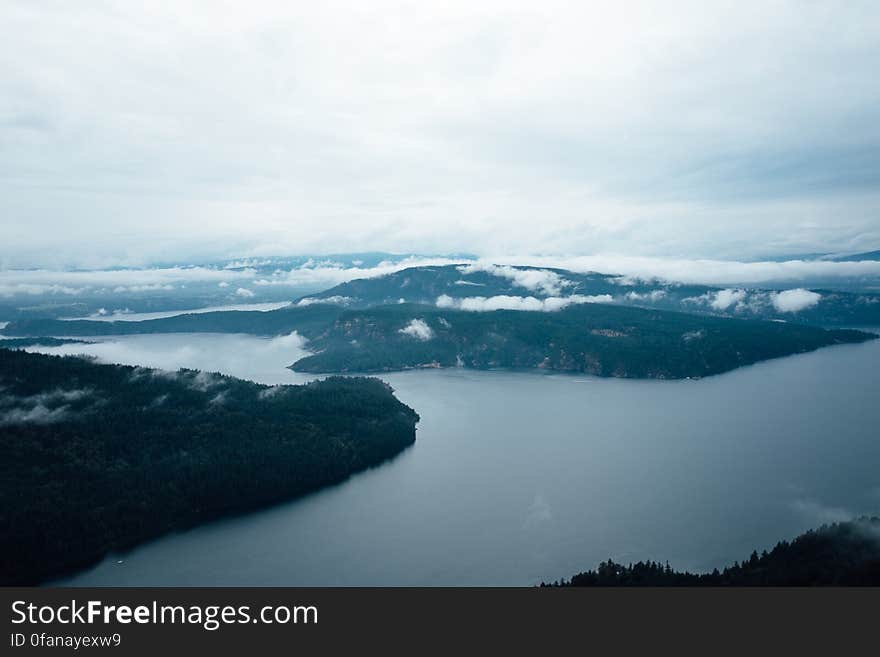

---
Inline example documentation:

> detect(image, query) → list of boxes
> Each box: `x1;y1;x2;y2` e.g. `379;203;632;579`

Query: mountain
0;253;476;322
288;302;874;378
298;264;880;326
6;264;880;339
0;348;419;584
542;517;880;586
3;265;877;380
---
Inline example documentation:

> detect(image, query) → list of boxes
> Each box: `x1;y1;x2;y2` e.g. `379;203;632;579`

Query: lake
29;332;880;586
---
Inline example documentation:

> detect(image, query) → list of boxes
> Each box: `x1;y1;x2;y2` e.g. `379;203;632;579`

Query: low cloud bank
436;293;612;312
253;257;465;289
24;332;311;385
486;255;880;287
685;287;823;314
0;266;258;297
296;295;354;307
3;254;878;300
74;301;291;322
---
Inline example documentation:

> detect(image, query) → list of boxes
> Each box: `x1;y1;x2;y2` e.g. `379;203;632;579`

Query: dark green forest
290;303;875;378
542;518;880;586
0;348;418;585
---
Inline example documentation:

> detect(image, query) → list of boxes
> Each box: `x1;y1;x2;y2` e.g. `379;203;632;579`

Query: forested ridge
0;348;418;584
290;303;875;378
542;518;880;586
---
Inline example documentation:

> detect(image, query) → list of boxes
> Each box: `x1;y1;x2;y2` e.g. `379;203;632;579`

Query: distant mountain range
4;264;877;380
2;252;878;322
300;263;880;326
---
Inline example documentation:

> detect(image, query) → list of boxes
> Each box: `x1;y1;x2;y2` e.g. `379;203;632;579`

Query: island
3;265;877;381
289;303;876;379
0;348;419;585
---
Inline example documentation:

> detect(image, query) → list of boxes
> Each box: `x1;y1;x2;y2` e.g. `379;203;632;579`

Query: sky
2;0;879;268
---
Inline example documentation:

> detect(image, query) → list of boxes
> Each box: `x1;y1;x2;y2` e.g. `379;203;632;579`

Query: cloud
0;387;94;426
625;290;667;302
235;287;255;298
487;255;880;287
0;266;257;297
24;332;311;384
188;370;223;392
682;329;705;342
2;2;878;266
74;301;291;322
0;403;70;426
208;390;228;405
0;283;88;297
710;289;747;311
0;387;93;407
457;263;570;296
148;393;169;408
112;284;175;293
771;288;822;313
398;319;434;342
436;293;612;312
791;499;854;525
258;385;289;399
296;295;354;306
399;319;435;340
252;257;466;288
2;255;879;305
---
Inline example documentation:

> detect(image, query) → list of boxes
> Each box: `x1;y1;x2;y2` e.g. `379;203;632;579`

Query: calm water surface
31;332;880;585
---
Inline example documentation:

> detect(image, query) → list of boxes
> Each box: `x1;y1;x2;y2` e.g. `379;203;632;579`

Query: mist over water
27;333;312;386
35;333;880;586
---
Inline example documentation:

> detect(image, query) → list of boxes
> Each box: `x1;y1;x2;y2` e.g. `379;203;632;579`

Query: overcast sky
2;1;879;268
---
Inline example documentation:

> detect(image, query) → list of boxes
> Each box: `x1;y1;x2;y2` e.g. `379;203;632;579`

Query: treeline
542;518;880;586
0;348;418;584
290;303;875;379
0;337;90;348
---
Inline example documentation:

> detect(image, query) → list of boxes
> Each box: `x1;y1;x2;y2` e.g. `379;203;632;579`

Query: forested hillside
543;518;880;586
0;348;418;584
290;303;875;378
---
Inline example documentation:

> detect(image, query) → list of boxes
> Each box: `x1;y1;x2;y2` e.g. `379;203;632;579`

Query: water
28;332;880;586
59;301;292;322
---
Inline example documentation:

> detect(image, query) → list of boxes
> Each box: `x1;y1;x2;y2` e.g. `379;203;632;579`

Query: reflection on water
29;332;880;586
